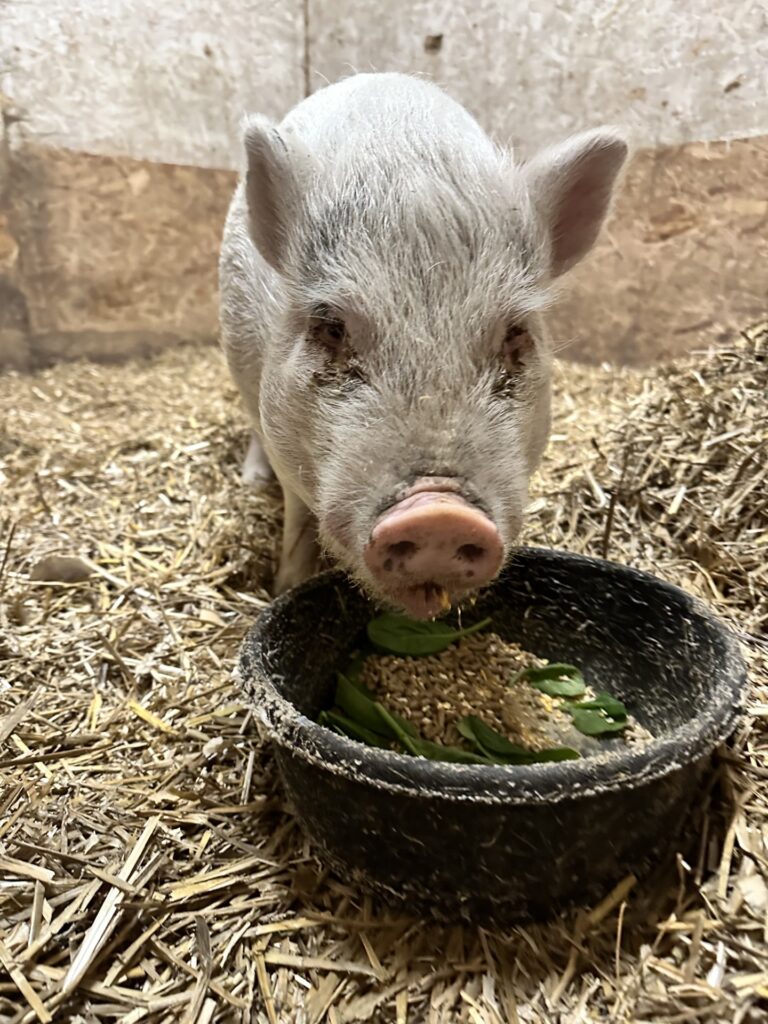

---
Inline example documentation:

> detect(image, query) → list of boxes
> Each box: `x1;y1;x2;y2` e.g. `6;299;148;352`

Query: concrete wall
1;0;303;169
1;0;767;369
4;0;766;166
309;0;768;157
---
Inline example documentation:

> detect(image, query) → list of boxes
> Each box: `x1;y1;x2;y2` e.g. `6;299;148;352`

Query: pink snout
363;491;504;619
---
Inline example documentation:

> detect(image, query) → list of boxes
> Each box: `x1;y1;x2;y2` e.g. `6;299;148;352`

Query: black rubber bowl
239;547;746;923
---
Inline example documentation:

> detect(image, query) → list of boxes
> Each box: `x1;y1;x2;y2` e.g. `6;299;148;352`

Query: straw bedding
0;321;765;1023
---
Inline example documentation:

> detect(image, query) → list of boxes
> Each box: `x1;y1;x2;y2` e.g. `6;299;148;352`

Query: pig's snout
363;490;503;619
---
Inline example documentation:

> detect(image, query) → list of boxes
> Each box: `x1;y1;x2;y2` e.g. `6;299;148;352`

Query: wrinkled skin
220;72;627;617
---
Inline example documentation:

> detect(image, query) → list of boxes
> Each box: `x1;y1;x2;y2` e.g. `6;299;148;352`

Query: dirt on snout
358;631;652;756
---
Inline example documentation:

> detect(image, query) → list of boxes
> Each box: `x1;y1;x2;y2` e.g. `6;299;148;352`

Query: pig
219;72;627;619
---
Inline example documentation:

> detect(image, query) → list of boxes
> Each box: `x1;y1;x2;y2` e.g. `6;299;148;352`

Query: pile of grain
358;632;651;755
358;632;560;748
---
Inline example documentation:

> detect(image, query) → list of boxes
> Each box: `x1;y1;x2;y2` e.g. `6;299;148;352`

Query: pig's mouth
394;580;465;620
363;486;505;620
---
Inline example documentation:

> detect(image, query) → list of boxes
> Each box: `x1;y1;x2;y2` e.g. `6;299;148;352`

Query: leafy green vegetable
511;663;583;684
319;620;622;763
334;673;418;738
510;665;628;738
569;708;628;736
404;735;495;765
458;716;580;764
566;690;628;736
342;669;382;703
513;663;586;697
456;719;509;764
318;710;391;748
389;710;419;738
334;673;391;736
366;614;492;656
572;692;628;718
458;716;531;758
372;702;422;756
532;676;586;698
456;716;484;744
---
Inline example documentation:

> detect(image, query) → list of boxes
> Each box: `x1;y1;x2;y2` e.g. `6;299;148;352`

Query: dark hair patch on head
301;170;374;279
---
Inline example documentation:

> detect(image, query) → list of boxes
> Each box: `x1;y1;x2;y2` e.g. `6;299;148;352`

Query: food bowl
239;547;746;923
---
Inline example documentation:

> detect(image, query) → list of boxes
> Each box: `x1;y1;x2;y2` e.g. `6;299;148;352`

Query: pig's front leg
241;432;275;488
274;486;320;594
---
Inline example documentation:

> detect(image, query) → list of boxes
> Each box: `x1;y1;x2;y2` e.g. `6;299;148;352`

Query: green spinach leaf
569;708;628;736
319;710;391;748
405;735;495;765
573;692;628;719
513;663;586;697
333;673;418;739
372;702;422;755
334;673;391;736
458;715;531;757
458;716;580;764
366;614;492;656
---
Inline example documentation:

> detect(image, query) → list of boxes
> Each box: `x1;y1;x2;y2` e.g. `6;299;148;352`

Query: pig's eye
501;322;535;374
308;308;348;353
492;322;535;398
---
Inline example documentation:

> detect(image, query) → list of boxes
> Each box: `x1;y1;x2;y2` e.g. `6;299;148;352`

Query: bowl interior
251;547;743;754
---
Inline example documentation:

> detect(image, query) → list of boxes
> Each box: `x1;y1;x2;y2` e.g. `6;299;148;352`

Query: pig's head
243;112;627;618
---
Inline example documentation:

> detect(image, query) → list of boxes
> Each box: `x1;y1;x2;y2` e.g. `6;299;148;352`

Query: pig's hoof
241;466;274;490
241;435;274;490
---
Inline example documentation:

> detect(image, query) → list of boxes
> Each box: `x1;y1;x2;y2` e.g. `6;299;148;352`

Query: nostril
456;543;486;563
388;540;418;559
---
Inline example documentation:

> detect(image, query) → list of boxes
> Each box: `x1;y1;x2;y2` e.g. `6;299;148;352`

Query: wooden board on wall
306;0;767;153
550;136;768;364
0;0;304;368
2;145;236;369
3;131;765;370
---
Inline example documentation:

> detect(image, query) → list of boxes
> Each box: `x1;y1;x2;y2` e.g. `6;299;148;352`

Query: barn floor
0;326;766;1024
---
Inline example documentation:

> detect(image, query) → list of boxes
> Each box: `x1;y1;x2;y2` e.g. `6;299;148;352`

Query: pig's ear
243;115;313;272
523;129;628;278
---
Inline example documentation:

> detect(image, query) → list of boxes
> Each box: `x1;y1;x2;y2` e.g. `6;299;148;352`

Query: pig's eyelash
307;306;349;353
306;305;368;388
500;321;535;375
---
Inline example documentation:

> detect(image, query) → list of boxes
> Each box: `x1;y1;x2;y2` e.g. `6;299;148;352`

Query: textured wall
308;0;768;155
2;146;235;368
2;0;767;166
1;0;303;169
551;136;768;364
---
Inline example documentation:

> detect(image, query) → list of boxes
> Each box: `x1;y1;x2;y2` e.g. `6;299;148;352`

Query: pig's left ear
242;115;315;273
522;129;628;278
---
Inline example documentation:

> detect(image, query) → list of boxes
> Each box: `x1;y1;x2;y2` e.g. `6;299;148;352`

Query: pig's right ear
243;115;314;273
522;128;628;278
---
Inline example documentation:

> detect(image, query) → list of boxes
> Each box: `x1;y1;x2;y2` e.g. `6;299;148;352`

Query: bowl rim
239;547;747;806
